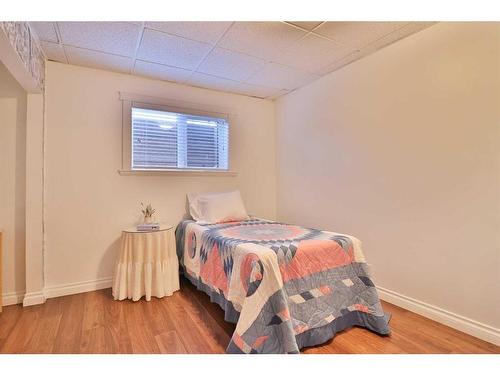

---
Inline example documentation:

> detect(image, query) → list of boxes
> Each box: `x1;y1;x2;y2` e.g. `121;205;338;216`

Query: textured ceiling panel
246;62;318;90
133;60;192;83
137;29;212;69
314;21;409;49
275;33;354;73
197;47;267;81
40;41;67;63
30;22;59;43
217;22;307;61
187;72;239;92
233;83;284;98
145;21;232;44
65;45;133;74
58;22;141;57
361;22;437;54
315;50;363;76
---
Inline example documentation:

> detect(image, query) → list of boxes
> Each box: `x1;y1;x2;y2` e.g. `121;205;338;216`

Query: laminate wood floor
0;277;498;354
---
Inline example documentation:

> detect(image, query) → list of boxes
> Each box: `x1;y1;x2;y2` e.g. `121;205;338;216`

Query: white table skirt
112;227;180;301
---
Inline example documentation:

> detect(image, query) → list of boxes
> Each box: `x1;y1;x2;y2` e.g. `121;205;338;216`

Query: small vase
144;216;153;224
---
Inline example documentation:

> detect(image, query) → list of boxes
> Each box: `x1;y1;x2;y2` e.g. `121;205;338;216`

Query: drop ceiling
30;21;435;99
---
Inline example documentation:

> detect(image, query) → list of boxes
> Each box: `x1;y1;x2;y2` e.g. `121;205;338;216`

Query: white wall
0;62;27;301
44;62;277;289
23;93;45;306
275;22;500;331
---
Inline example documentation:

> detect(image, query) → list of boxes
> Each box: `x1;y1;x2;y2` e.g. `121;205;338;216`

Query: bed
175;217;390;354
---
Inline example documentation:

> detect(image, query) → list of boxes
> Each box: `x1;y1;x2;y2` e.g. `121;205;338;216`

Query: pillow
188;191;249;223
187;191;221;221
187;192;204;221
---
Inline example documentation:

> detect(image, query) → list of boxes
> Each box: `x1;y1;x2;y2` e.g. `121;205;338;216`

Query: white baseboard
44;276;113;299
2;278;113;307
2;290;25;306
23;291;46;306
377;286;500;346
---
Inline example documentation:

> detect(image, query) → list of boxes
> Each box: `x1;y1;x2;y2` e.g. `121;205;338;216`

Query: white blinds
131;107;229;170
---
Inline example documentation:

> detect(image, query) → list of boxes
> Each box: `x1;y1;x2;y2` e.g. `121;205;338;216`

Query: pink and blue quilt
175;218;390;353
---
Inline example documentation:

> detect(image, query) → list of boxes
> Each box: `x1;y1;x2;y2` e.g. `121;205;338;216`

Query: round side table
112;224;180;301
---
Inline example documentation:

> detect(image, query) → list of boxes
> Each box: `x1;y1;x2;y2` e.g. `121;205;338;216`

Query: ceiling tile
197;47;267;81
30;22;59;43
268;89;290;100
133;60;192;83
315;22;436;76
58;22;141;57
315;50;363;76
274;33;354;73
145;22;232;44
40;41;67;63
285;21;324;31
232;83;282;99
138;29;212;70
361;22;437;53
217;22;306;61
65;46;133;74
187;72;239;92
314;22;409;49
246;62;318;90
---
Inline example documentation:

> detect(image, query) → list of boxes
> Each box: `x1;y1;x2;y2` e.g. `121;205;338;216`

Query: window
130;106;229;171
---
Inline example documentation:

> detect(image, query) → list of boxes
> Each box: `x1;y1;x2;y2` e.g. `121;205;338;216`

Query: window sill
118;169;238;177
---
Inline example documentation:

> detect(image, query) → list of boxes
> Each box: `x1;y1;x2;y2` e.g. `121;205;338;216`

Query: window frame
119;92;237;176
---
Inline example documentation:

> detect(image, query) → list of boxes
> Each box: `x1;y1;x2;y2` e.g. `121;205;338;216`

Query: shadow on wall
14;93;27;295
97;236;121;285
0;68;27;295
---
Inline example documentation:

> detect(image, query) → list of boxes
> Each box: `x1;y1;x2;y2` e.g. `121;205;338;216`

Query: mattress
175;218;390;354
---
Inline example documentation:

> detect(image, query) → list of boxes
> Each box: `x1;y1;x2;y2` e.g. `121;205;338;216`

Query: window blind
131;107;229;170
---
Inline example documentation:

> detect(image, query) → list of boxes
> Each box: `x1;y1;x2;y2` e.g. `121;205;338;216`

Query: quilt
175;218;390;354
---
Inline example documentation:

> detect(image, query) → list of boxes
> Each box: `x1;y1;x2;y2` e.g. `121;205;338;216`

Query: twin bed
175;216;390;354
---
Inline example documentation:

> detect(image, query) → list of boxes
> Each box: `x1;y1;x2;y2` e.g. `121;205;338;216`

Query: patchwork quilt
175;218;390;354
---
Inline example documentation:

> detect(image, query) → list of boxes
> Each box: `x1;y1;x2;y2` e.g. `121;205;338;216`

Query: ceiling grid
30;21;435;99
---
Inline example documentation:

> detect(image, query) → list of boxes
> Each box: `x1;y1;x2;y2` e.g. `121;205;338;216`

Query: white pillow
187;192;204;221
188;191;249;224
